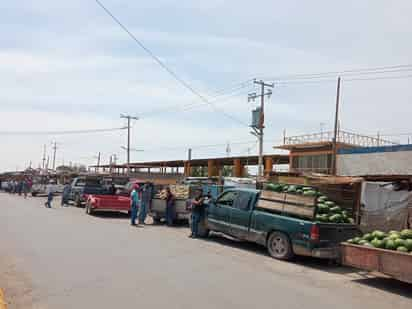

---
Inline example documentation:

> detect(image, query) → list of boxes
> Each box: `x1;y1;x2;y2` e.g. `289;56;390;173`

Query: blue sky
1;0;412;171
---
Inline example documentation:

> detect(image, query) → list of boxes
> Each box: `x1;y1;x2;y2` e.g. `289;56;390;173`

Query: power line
140;83;254;118
263;64;412;81
0;127;127;136
95;0;249;127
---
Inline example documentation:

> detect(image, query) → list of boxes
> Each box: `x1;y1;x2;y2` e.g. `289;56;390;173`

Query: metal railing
284;130;397;147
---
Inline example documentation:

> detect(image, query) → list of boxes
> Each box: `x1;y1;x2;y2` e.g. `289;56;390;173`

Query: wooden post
331;76;341;175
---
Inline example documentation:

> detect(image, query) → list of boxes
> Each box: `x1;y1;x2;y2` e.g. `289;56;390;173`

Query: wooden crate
257;191;316;219
341;243;412;284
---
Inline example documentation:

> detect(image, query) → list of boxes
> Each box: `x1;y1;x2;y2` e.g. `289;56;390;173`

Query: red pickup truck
85;195;131;215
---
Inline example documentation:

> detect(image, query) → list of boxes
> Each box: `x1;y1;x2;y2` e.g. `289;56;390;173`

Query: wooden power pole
331;77;341;176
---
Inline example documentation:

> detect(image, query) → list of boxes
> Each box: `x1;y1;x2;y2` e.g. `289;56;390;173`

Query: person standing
22;179;29;199
189;189;205;238
130;184;140;226
139;183;152;225
44;182;54;208
61;182;71;207
165;187;176;226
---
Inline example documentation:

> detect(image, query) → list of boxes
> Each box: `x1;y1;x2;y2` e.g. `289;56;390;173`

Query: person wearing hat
130;183;141;226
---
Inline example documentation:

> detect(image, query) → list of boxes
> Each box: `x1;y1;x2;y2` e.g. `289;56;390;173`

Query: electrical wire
95;0;249;127
140;83;254;117
0;127;127;136
262;64;412;81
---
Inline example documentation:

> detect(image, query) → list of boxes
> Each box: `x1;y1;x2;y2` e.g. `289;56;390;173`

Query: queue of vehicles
10;174;411;284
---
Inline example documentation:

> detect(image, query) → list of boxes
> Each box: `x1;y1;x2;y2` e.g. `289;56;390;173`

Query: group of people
4;178;32;198
129;182;154;226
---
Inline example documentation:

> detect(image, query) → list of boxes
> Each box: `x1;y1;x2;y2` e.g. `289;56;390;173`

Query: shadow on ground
352;277;411;299
202;233;412;296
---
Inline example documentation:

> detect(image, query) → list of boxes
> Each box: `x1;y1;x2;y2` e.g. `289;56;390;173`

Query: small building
337;144;412;177
275;130;397;175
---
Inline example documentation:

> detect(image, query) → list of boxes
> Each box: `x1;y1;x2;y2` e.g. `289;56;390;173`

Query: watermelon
287;185;297;193
317;196;328;203
394;238;406;248
352;237;361;244
317;204;329;214
404;239;412;251
371;230;386;240
358;240;368;245
302;187;313;191
371;238;385;249
303;190;316;196
397;246;409;253
296;189;303;194
388;233;400;240
324;201;335;207
265;183;282;192
328;214;343;223
385;239;397;250
362;233;374;241
329;206;342;214
400;229;412;239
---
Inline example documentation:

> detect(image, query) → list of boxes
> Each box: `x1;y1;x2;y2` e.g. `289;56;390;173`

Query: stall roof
92;154;289;169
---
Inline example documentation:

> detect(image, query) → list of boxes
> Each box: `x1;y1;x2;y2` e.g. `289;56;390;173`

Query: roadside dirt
0;254;34;309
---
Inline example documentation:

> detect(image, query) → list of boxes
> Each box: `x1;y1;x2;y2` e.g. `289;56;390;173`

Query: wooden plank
285;194;316;207
256;199;315;219
260;190;316;207
260;191;286;202
341;243;412;284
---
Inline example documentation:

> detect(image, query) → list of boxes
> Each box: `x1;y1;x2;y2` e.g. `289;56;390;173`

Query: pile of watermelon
265;183;317;196
347;229;412;253
264;183;354;224
315;195;354;224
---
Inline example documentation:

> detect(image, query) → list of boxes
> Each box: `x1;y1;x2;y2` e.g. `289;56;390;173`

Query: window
217;191;238;207
292;154;331;173
234;192;252;211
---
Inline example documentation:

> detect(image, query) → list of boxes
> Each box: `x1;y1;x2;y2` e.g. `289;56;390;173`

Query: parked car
197;188;360;260
31;176;64;196
69;176;108;207
85;194;131;215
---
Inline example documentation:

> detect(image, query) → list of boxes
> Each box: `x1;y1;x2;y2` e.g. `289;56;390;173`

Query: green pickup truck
198;188;360;260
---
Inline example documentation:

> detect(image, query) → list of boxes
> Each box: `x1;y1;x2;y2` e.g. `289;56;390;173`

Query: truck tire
31;192;37;197
267;231;294;260
86;202;93;215
75;194;82;208
153;216;162;224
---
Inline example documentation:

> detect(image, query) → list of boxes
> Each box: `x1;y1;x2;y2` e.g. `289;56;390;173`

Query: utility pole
52;141;58;171
331;77;341;176
42;144;46;170
96;152;101;173
226;142;231;157
120;114;138;175
248;79;274;178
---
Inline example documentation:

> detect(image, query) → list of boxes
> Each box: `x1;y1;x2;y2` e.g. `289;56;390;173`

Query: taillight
310;224;320;241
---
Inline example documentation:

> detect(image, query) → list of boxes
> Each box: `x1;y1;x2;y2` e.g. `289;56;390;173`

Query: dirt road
0;193;410;308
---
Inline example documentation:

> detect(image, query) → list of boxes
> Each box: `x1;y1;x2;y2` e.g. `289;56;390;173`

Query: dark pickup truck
69;176;108;207
198;188;360;260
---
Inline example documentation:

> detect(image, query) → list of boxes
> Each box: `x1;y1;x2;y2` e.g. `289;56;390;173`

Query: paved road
0;192;411;309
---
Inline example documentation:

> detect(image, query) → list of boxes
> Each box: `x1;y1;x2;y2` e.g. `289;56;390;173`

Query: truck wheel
153;217;161;224
75;194;82;207
31;192;37;197
267;231;294;260
86;202;93;215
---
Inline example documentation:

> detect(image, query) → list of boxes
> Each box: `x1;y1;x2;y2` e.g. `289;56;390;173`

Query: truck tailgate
318;223;361;245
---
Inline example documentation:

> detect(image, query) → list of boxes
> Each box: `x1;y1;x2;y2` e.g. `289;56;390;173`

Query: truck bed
88;195;130;211
341;243;412;284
